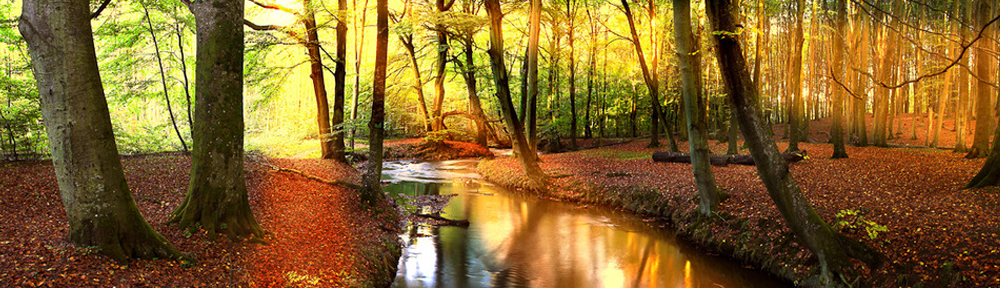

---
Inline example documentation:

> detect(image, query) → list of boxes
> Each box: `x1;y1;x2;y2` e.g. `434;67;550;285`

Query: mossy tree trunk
170;0;264;242
673;0;719;216
706;0;883;282
20;0;183;264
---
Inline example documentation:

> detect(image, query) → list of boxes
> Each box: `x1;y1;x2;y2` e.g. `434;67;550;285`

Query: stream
384;159;790;288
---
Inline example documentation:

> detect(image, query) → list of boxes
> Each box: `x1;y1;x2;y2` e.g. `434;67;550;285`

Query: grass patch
577;149;649;161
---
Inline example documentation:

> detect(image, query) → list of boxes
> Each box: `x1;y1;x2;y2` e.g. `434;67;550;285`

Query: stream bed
384;159;789;288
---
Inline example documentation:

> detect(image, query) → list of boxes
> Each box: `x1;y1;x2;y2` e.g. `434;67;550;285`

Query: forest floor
479;115;999;287
0;153;400;287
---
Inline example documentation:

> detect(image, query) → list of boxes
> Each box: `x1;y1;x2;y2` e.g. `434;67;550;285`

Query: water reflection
386;160;788;288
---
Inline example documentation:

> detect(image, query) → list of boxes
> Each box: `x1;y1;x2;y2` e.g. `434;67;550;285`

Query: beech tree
485;0;551;192
673;0;719;216
360;0;390;203
20;0;183;263
170;0;265;241
705;0;882;282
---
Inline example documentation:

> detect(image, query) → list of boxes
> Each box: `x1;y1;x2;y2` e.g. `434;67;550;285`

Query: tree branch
247;0;301;15
90;0;112;19
244;19;307;44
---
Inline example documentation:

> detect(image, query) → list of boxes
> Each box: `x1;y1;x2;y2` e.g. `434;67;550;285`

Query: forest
1;0;999;287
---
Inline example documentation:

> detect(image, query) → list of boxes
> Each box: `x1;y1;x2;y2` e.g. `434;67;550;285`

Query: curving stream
384;159;789;288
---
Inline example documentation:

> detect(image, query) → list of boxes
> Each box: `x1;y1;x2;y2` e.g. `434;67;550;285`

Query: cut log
652;150;808;166
413;213;470;227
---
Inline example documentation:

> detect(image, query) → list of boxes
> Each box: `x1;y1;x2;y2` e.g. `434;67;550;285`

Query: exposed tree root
264;163;362;189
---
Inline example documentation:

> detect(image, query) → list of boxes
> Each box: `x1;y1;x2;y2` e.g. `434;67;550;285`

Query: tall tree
526;0;542;150
705;0;882;282
873;0;899;148
954;0;972;153
453;0;491;147
484;0;551;192
393;1;433;131
431;0;457;131
830;0;848;158
620;0;662;148
331;0;349;161
566;0;578;149
349;0;370;150
20;0;184;263
786;0;805;152
966;0;994;159
143;5;189;153
360;0;390;204
304;0;336;159
170;0;265;241
673;0;719;216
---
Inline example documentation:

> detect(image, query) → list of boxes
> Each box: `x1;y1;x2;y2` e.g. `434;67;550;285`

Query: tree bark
674;0;719;216
20;0;183;263
485;0;551;192
954;0;971;153
830;0;848;158
705;0;882;281
360;0;390;204
787;0;804;152
566;0;578;149
332;0;349;162
349;0;369;150
170;0;265;242
966;0;994;159
302;0;336;159
526;0;542;151
399;34;432;132
431;0;456;131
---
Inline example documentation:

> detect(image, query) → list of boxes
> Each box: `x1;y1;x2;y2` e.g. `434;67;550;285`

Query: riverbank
0;153;401;287
477;140;999;287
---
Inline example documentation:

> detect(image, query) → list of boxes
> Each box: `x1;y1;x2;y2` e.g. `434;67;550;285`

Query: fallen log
413;213;470;227
652;150;808;167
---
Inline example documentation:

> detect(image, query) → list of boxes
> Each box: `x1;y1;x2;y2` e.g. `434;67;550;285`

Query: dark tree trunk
485;0;551;192
170;0;265;242
673;0;718;216
620;0;660;148
144;5;189;152
431;0;456;131
361;0;390;204
830;0;848;158
567;0;578;149
706;0;882;281
175;23;194;139
20;0;183;263
332;0;349;162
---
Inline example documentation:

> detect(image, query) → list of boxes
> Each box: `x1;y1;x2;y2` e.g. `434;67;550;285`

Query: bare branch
90;0;112;19
247;0;301;15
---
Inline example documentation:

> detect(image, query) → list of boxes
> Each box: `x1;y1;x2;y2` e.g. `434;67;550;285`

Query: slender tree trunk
787;0;804;152
361;0;390;204
485;0;551;192
954;0;971;153
567;0;578;149
175;23;194;137
349;0;369;150
144;6;188;152
20;0;184;264
966;0;994;159
170;0;265;242
620;0;660;147
526;0;542;151
830;0;848;158
674;0;719;216
853;16;869;146
331;0;349;162
932;60;951;148
708;0;883;281
400;36;432;131
458;26;489;147
431;0;455;131
302;0;335;159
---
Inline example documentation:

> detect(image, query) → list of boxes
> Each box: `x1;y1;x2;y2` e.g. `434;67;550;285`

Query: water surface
385;159;788;288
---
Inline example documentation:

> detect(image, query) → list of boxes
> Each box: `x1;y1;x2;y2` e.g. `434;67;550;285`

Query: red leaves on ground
0;153;398;287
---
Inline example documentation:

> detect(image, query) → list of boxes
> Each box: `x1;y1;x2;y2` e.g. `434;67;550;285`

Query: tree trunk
431;0;455;131
349;0;369;150
674;0;719;216
873;5;897;148
360;0;390;204
567;0;578;149
705;0;882;281
954;0;971;153
787;0;804;152
21;0;185;264
460;35;489;147
400;35;432;132
144;5;189;152
966;0;994;159
830;0;848;158
175;23;195;140
485;0;551;192
302;0;336;159
170;0;265;242
332;0;349;162
620;0;660;148
526;0;542;151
